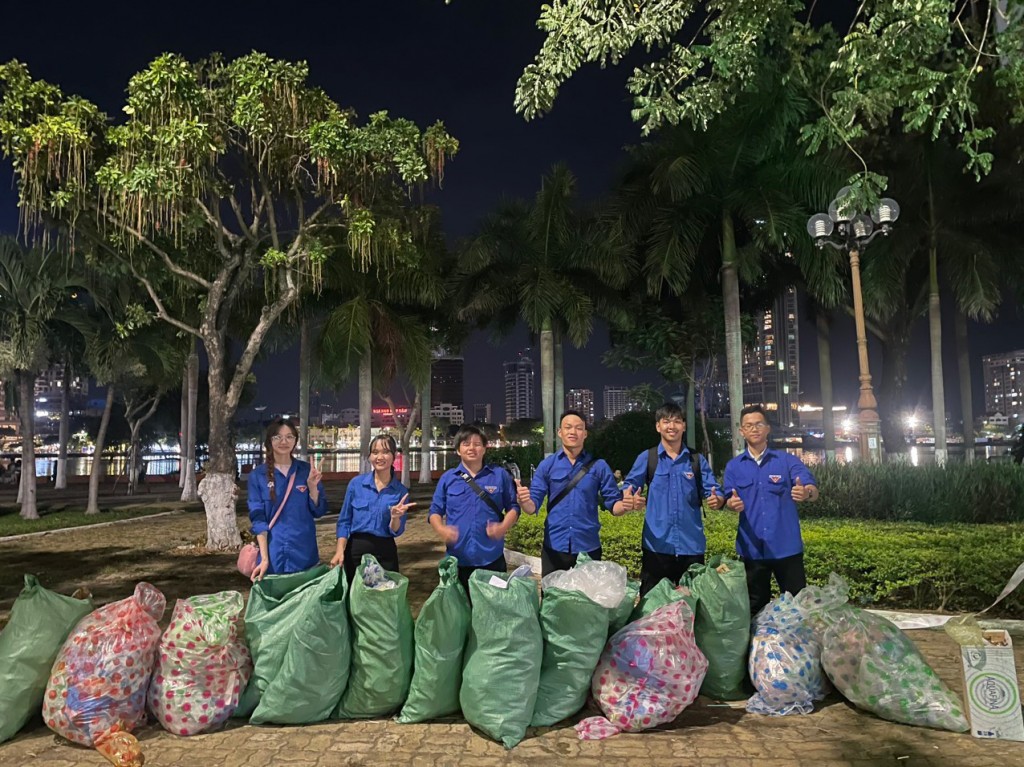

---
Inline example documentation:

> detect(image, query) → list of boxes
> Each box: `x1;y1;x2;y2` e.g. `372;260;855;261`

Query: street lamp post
807;188;900;464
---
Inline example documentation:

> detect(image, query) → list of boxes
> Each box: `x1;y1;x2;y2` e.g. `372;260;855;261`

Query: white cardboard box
960;629;1024;741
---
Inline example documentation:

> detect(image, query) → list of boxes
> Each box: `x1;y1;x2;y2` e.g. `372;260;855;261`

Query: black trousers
639;548;705;598
745;552;807;617
457;554;507;603
343;532;399;585
541;545;602;578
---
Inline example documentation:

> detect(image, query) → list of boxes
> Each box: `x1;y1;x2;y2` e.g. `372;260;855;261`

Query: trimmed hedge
506;509;1024;617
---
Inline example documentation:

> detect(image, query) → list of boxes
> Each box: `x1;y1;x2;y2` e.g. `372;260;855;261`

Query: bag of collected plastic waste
608;579;639;635
797;574;968;732
237;565;350;724
334;554;413;719
577;599;707;740
396;556;470;723
43;582;166;753
683;556;750;700
746;593;828;716
0;575;92;745
148;591;252;734
460;568;542;748
630;578;697;623
531;562;611;726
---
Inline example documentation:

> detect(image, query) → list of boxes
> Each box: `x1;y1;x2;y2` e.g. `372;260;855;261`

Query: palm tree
459;165;631;454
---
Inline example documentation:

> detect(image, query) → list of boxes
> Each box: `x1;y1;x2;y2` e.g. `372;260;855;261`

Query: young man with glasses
723;404;819;615
624;402;724;596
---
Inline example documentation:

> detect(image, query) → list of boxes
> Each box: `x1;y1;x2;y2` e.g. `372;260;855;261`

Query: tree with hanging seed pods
0;52;458;548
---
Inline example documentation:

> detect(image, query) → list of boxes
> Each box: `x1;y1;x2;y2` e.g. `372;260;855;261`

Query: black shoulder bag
459;470;505;521
547;459;597;511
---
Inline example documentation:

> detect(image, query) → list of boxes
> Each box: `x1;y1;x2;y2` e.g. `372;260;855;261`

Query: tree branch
128;262;202;338
99;210;213;290
224;283;298;411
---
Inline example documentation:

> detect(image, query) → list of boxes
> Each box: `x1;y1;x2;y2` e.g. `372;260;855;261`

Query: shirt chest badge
297;485;308;493
768;475;782;484
485;485;498;494
684;471;694;480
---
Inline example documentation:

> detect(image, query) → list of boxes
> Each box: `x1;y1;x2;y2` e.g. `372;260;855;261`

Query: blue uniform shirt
528;448;623;553
723;448;816;560
247;459;329;575
429;463;519;567
336;472;409;540
624;444;721;556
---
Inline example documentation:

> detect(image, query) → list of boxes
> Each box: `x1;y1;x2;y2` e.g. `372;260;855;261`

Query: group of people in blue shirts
246;400;820;615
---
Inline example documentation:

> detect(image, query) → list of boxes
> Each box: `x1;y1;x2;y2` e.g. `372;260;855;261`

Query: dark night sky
2;1;1022;423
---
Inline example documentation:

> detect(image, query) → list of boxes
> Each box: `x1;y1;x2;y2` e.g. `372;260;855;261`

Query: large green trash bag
236;565;350;721
0;575;92;744
530;585;609;727
334;554;414;719
629;578;697;623
608;579;639;636
396;556;470;723
683;556;750;700
460;570;542;748
250;566;350;724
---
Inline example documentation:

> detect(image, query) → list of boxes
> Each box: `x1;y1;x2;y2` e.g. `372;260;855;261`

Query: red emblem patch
684;472;695;480
769;475;782;483
297;485;308;493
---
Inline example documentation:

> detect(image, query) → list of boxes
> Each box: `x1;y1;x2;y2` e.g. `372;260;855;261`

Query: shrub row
506;509;1024;616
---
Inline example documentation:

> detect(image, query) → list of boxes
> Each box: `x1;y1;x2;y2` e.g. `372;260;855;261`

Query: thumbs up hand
515;478;531;505
622;485;635;511
707;486;725;510
791;476;810;502
633;488;647;512
726;489;744;513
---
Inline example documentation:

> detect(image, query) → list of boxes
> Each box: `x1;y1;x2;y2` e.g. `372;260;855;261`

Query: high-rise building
431;355;464;409
504;349;535;422
742;286;801;427
472;403;492;423
566;388;595;424
983;349;1024;426
431;403;464;426
603;385;641;421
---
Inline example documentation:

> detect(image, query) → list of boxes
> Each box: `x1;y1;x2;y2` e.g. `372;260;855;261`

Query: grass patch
507;508;1024;616
0;505;183;537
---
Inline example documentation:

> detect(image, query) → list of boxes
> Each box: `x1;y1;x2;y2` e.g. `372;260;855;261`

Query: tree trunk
126;395;161;496
927;178;948;466
816;311;837;462
86;386;115;515
17;370;38;520
56;362;70;490
298;316;310;460
721;213;745;456
554;324;564;423
540;318;555;455
196;338;241;549
419;371;432;484
686;359;696;451
877;332;911;458
181;343;199;502
955;307;975;464
179;366;188;489
359;353;372;472
400;393;420;488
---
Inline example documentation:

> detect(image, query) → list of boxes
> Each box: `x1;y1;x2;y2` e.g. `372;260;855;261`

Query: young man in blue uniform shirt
624;402;724;597
516;410;637;576
723;404;820;616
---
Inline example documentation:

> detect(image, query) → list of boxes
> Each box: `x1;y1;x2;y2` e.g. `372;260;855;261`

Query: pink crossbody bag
236;472;297;577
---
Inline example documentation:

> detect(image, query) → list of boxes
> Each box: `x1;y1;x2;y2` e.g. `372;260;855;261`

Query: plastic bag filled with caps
746;592;829;716
148;591;252;735
43;583;166;765
576;599;707;740
796;574;968;732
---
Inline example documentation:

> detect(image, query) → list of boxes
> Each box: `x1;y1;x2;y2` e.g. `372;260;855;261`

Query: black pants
745;552;807;617
541;545;602;578
639;548;705;598
344;532;399;585
457;554;507;603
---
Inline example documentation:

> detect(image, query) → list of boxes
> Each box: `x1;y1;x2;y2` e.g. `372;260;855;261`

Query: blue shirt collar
657;442;691;459
557;447;591;464
742;446;774;462
359;470;400;491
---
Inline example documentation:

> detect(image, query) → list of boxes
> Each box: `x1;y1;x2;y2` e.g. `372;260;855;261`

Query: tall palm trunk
955;308;975;464
17;370;38;520
181;342;199;502
179;366;188;489
298;317;310;460
55;362;71;489
927;178;948;466
359;353;372;472
86;386;115;515
816;311;836;462
877;332;911;458
721;212;744;455
540;318;555;455
686;359;696;451
554;324;564;425
419;371;432;484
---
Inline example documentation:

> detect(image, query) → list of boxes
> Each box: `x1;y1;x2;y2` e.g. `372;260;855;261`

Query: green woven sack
460;570;542;748
683;555;750;700
334;554;414;719
249;566;350;724
0;575;92;744
629;578;697;624
531;585;609;726
396;556;470;723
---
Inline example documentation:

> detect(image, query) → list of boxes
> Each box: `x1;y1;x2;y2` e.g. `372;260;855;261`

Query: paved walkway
0;481;1022;766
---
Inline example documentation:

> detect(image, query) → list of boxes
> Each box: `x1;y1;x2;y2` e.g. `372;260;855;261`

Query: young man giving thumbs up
517;410;634;576
723;404;820;616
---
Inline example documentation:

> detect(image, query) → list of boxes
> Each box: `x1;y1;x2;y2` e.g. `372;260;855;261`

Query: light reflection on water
785;444;1011;467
